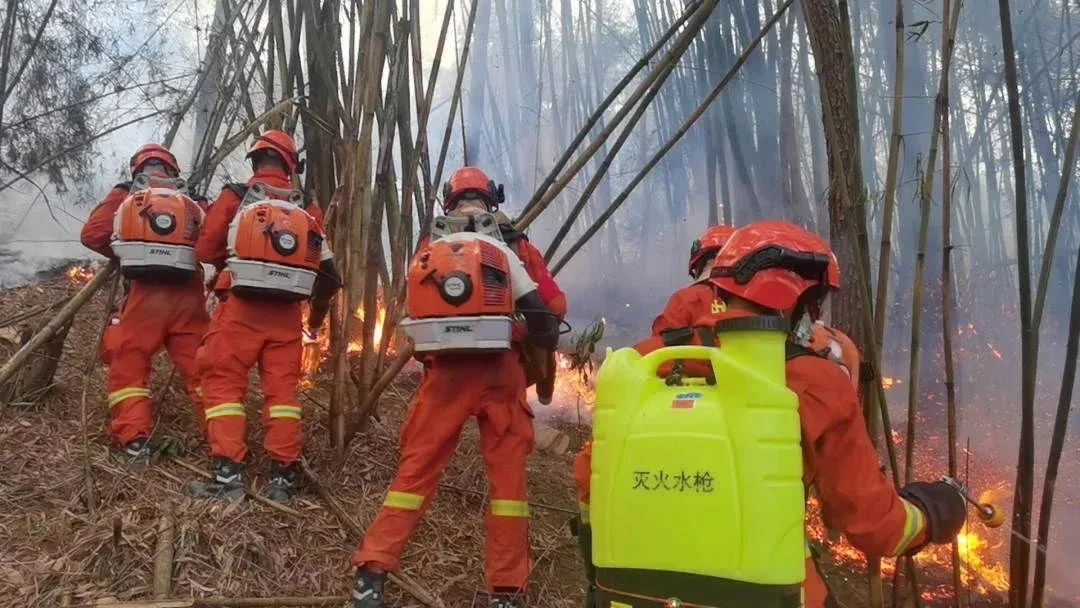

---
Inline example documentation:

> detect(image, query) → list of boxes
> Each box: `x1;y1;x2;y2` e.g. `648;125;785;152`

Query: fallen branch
0;300;64;329
298;459;446;608
0;261;119;387
167;457;302;517
153;502;176;599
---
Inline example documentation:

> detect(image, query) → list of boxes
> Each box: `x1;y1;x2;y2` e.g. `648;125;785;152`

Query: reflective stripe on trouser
198;296;304;465
105;280;209;446
353;351;535;592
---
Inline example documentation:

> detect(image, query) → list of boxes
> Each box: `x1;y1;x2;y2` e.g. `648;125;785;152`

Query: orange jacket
80;185;133;259
630;319;927;558
197;169;327;293
650;282;727;335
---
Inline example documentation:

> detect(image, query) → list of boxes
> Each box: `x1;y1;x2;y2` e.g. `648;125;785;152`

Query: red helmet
442;167;505;212
688;224;735;279
247;129;300;175
709;220;839;312
129;144;179;176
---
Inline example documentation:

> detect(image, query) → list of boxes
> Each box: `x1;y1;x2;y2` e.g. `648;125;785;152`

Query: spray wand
941;475;1005;527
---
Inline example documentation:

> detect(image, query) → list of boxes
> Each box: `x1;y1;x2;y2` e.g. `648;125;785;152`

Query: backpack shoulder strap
113;181;133;192
785;342;820;361
223;183;248;199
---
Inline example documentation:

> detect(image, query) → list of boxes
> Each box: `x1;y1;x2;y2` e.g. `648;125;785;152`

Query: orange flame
548;353;596;409
66;264;95;287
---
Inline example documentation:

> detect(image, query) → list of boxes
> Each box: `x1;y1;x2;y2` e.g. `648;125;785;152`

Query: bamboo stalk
873;0;906;373
424;0;481;233
516;0;703;223
939;1;964;603
1030;197;1080;608
542;30;689;262
550;0;793;275
515;0;716;232
152;502;176;599
1032;91;1080;334
405;0;454;239
904;0;963;486
997;2;1036;606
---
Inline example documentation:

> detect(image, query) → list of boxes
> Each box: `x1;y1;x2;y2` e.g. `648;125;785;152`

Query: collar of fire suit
248;168;292;187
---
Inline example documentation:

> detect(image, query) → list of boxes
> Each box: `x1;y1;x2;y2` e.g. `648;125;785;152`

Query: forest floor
0;273;1023;608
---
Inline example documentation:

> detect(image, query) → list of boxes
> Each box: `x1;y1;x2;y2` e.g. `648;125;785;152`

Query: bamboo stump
0;316;73;407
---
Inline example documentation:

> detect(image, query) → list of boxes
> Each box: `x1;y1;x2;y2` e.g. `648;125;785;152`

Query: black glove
899;481;967;546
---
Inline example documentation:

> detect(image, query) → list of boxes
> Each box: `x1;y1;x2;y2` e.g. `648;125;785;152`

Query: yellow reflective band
383;491;425;510
268;405;302;420
107;387;151;408
610;602;632;608
204;402;246;420
579;501;590;524
890;498;927;556
491;499;530;518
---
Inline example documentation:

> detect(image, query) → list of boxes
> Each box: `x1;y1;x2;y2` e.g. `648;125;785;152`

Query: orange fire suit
352;235;566;593
649;281;728;335
194;169;331;466
572;314;926;608
81;183;208;446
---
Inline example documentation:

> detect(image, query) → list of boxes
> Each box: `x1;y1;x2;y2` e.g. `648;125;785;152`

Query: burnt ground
0;272;1045;608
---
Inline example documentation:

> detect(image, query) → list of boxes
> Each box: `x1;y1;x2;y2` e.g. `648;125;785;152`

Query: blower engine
400;213;557;354
225;183;326;301
111;172;204;283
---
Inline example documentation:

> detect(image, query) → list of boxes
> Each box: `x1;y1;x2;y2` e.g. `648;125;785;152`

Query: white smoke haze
3;0;1080;602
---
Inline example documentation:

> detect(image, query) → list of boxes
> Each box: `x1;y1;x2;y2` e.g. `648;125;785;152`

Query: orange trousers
101;279;208;446
352;351;535;592
197;295;304;465
572;440;831;607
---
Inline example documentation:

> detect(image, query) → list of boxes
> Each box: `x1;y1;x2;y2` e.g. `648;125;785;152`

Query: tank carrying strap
785;342;818;361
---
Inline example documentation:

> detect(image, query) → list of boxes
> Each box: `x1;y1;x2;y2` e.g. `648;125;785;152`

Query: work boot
265;460;298;503
185;457;245;500
352;567;386;608
120;437;153;468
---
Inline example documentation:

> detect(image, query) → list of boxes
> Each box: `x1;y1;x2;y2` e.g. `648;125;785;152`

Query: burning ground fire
65;263;96;287
299;300;394;390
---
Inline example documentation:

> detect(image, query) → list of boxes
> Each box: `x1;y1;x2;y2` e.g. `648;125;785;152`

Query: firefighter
572;220;967;607
188;129;341;503
80;143;208;467
350;167;567;608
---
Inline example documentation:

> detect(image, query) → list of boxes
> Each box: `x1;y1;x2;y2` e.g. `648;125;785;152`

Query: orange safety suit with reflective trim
81;184;209;446
572;313;926;608
352;236;566;593
194;169;328;466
